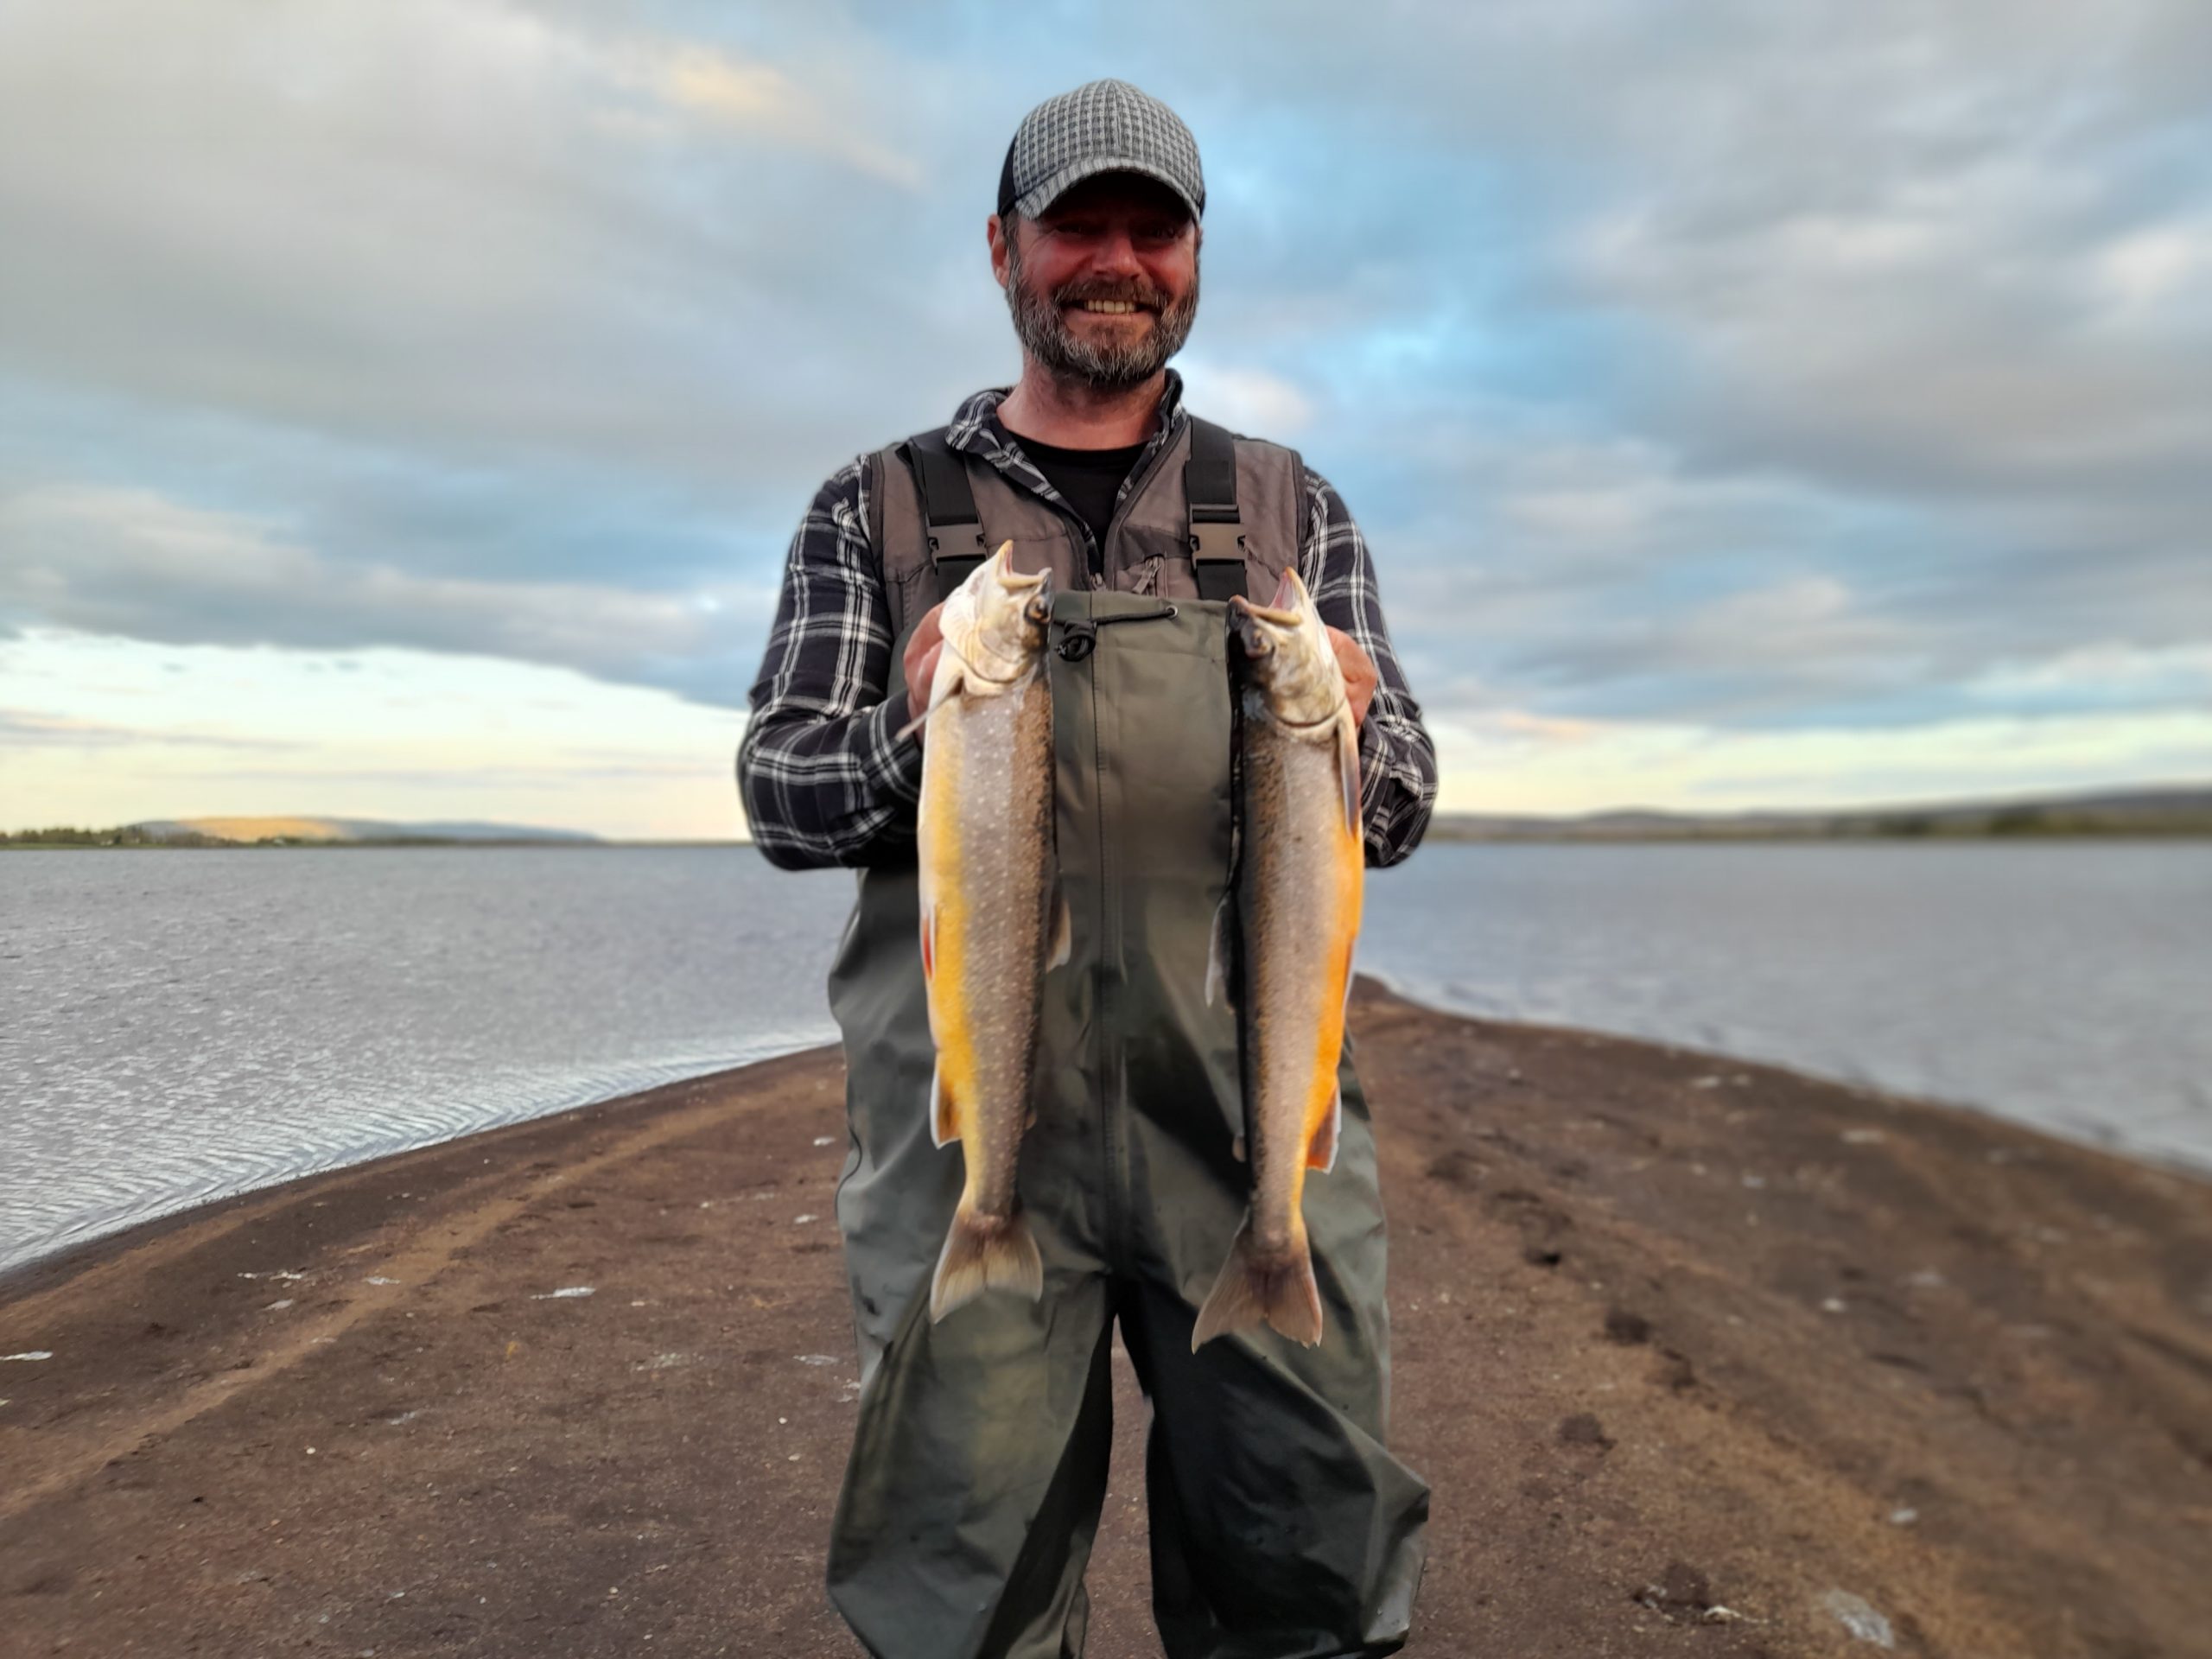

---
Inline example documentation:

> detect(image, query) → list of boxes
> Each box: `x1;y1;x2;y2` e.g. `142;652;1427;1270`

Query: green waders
824;588;1428;1659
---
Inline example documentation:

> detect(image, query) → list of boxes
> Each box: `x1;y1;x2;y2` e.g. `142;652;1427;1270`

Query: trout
912;543;1067;1320
1192;568;1363;1350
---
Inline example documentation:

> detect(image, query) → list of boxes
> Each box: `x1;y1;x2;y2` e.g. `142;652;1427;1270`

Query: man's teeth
1075;299;1140;314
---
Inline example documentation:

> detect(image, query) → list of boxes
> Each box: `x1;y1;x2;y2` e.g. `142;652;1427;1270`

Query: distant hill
1427;784;2212;842
130;817;600;845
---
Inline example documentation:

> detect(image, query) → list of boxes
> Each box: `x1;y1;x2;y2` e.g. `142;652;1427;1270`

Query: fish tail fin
1191;1213;1324;1351
930;1203;1044;1321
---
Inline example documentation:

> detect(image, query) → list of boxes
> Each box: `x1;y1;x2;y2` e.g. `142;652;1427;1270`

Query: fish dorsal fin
1336;715;1361;841
1306;1084;1342;1173
1047;881;1071;970
931;1063;958;1147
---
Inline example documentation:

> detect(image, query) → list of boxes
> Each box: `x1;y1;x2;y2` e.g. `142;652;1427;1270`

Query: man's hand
1327;626;1377;728
902;602;946;735
909;607;1370;734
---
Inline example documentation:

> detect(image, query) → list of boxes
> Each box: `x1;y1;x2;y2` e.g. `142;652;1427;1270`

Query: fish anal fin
1306;1085;1341;1173
1047;883;1071;970
931;1064;958;1147
1191;1214;1323;1350
1205;892;1234;1007
931;1205;1045;1320
1336;715;1362;840
1230;1133;1245;1164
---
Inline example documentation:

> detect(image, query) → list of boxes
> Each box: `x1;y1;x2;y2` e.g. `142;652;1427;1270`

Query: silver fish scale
1236;712;1358;1255
926;675;1055;1218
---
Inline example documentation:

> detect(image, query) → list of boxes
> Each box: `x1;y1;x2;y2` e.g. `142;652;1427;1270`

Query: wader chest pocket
1052;602;1179;662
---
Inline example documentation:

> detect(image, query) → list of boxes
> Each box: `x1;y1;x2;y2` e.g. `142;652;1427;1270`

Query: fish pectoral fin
1306;1085;1342;1173
1205;892;1234;1007
1230;1133;1246;1163
931;1063;959;1147
1047;883;1072;970
1336;715;1362;841
894;652;968;742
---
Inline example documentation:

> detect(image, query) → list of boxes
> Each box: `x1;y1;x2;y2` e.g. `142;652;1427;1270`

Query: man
739;79;1432;1659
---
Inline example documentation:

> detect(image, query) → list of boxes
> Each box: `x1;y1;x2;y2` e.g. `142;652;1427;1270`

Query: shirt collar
945;369;1189;493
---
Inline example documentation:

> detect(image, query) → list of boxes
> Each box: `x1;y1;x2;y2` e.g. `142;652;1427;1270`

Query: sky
1;1;2208;839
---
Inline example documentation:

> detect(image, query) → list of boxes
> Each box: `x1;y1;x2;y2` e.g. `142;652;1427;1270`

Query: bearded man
738;79;1433;1659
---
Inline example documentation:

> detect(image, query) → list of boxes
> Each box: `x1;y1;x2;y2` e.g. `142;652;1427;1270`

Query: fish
910;542;1066;1320
1192;567;1363;1350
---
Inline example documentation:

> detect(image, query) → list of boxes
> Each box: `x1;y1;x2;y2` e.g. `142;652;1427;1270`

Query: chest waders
822;421;1427;1659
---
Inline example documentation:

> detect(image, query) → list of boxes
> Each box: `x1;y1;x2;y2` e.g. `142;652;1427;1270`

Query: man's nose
1086;226;1142;278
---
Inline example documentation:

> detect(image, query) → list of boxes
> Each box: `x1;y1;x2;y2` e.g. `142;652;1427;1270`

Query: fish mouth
988;541;1047;588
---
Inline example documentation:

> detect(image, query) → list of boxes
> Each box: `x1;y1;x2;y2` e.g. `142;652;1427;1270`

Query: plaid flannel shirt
737;372;1438;871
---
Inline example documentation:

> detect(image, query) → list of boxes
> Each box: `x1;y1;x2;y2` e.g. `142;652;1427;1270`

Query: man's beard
1004;232;1200;392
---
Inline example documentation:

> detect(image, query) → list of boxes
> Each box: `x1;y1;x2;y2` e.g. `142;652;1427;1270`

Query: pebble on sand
1821;1589;1897;1647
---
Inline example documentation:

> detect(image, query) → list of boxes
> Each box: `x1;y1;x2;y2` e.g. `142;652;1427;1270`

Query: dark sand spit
4;982;2209;1657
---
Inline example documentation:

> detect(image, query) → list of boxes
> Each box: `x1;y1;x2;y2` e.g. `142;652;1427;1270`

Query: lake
3;841;2207;1274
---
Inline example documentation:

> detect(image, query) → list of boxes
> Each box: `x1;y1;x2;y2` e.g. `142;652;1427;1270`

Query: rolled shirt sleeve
735;458;924;870
1298;469;1440;868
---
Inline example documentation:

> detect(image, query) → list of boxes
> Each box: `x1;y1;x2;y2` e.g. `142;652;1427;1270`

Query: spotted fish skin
1194;567;1363;1351
915;544;1063;1320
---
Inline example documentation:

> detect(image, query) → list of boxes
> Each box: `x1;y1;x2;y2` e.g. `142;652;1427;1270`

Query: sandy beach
3;980;2209;1657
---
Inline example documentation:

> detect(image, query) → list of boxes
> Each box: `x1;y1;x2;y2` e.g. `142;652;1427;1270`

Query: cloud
0;0;2205;791
642;43;923;186
0;486;762;706
0;708;296;750
1178;362;1316;436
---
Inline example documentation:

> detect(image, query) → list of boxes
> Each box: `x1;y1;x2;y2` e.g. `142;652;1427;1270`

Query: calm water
3;842;2207;1274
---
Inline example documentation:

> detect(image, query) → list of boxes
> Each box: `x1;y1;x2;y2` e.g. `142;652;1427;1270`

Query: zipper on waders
1055;595;1181;1262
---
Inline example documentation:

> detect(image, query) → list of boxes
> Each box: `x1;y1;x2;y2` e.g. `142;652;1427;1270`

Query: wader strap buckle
904;431;989;601
1055;604;1179;662
1185;417;1248;604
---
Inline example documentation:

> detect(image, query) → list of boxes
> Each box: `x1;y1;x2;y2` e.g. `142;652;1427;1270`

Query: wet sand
4;981;2209;1657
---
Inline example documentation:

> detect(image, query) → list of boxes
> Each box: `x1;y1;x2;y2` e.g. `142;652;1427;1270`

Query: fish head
943;543;1053;686
1229;568;1344;726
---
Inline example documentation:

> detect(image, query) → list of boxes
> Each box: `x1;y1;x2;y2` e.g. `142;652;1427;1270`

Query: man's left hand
1328;626;1377;729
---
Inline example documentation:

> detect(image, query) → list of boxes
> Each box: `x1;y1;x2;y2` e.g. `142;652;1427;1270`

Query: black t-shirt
996;423;1145;569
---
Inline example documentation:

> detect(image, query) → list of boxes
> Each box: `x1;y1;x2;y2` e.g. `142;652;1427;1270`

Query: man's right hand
902;602;946;736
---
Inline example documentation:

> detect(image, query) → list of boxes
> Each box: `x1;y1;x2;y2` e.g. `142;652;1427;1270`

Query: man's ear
988;213;1011;289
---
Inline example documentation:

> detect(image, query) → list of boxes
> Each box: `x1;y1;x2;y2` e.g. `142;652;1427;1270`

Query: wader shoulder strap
901;431;989;601
1184;417;1248;602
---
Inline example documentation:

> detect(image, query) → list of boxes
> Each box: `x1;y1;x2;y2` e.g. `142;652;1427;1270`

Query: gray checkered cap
999;79;1204;222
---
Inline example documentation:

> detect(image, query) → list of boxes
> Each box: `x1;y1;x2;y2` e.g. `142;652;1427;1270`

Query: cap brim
1014;156;1201;221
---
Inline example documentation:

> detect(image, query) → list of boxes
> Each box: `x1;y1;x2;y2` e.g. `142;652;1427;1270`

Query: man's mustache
1052;283;1168;311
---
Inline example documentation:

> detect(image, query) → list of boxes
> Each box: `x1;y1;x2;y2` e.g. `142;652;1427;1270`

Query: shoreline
1361;969;2212;1186
10;828;2210;849
14;982;2205;1291
0;1033;839;1288
4;981;2209;1656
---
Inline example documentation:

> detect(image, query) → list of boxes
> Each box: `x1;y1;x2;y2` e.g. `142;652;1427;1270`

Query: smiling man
739;79;1433;1659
